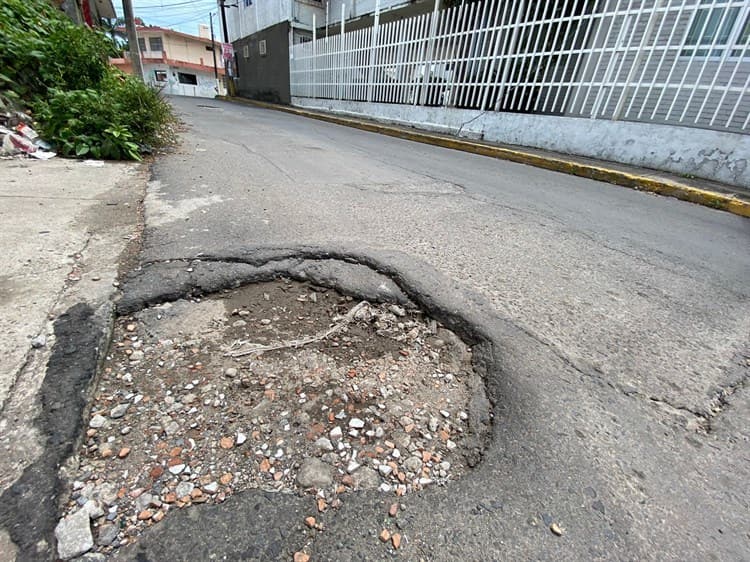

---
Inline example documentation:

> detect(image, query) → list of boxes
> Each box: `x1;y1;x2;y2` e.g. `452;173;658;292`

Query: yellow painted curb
217;96;750;219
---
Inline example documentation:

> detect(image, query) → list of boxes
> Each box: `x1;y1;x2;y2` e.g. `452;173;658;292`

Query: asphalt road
127;96;749;561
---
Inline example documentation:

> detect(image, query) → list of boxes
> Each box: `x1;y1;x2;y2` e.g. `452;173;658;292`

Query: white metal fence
290;0;750;133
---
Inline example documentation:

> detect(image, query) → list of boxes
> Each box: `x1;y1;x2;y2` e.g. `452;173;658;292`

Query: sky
114;0;221;35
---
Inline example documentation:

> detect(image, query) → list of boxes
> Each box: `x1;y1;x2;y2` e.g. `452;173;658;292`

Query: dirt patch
60;279;482;555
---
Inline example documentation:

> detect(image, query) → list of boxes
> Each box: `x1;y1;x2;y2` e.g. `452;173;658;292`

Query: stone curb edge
216;96;750;219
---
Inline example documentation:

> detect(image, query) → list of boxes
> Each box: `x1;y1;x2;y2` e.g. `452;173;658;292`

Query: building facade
112;26;226;98
226;0;435;103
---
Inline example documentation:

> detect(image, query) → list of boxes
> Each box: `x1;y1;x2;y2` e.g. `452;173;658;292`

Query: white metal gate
290;0;750;133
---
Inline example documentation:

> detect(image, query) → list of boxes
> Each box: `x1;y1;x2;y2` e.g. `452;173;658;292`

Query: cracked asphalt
7;95;747;561
113;96;750;561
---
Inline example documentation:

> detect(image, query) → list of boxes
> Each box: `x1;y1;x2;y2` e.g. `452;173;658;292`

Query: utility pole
218;0;235;95
218;0;230;46
122;0;144;80
210;12;220;94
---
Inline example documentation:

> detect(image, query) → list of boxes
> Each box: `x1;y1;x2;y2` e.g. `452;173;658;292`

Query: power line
132;0;216;9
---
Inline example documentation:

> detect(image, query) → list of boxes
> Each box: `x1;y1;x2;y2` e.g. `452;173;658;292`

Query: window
259;39;267;56
243;0;252;6
205;45;214;52
154;70;167;82
149;36;164;53
177;72;197;85
684;1;749;57
243;44;250;58
137;37;146;52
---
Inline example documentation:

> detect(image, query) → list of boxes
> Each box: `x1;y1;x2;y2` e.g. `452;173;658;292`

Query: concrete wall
327;0;414;23
292;97;750;188
227;0;326;42
143;63;223;98
234;22;292;104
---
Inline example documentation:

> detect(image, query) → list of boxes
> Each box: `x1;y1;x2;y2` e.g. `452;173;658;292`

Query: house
225;0;436;103
111;26;227;98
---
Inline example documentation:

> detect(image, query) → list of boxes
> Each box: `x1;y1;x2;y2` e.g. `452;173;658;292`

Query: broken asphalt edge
110;247;636;560
0;301;115;562
216;96;750;219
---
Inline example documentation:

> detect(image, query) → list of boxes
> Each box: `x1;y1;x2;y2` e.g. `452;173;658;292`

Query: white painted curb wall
291;97;750;189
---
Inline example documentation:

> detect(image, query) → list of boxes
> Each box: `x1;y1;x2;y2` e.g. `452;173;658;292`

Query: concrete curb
216;96;750;219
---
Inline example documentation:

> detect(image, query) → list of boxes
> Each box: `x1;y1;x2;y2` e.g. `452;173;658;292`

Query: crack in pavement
135;248;750;435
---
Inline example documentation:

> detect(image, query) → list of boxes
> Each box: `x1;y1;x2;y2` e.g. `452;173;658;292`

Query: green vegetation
0;0;175;160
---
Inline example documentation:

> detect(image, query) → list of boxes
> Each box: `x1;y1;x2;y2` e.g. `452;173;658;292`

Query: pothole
60;279;488;555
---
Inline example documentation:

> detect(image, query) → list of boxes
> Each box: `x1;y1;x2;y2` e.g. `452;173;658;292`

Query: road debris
59;279;479;555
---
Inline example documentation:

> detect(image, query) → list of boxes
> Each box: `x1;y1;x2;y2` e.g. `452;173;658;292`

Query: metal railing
290;0;750;133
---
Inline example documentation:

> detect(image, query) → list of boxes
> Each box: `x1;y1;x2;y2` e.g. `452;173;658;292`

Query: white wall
228;0;329;42
143;63;224;98
292;96;750;188
327;0;413;23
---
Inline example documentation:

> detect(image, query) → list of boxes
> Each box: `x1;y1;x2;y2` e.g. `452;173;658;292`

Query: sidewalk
219;96;750;218
0;157;146;561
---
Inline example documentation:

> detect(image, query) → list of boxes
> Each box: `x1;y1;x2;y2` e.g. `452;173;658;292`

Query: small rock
293;553;310;562
204;482;219;494
89;415;106;429
404;456;422;473
304;516;316;528
168;464;185;475
389;503;398;517
329;426;343;441
314;437;334;452
392;533;402;549
379;529;391;542
220;473;233;485
82;500;104;520
352;467;380;490
346;461;361;474
97;524;118;546
134;493;154;512
260;319;272;325
297;458;333;489
378;465;393;477
118;448;131;459
236;432;247;445
125;324;136;332
389;305;406;317
348;418;365;429
128;350;144;362
224;367;237;378
175;482;194;498
219;437;234;449
31;335;47;348
110;404;129;419
137;510;153;521
54;509;93;560
550;522;564;536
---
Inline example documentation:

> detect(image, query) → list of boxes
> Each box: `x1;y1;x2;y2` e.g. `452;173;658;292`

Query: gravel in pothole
60;279;476;555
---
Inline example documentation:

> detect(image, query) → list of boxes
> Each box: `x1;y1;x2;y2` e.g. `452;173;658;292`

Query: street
120;96;749;560
2;95;748;562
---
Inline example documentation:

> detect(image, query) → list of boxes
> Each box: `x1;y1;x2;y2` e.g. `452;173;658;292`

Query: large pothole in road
60;279;489;554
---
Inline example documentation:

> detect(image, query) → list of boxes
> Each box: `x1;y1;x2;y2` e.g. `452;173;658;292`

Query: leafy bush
0;0;175;160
